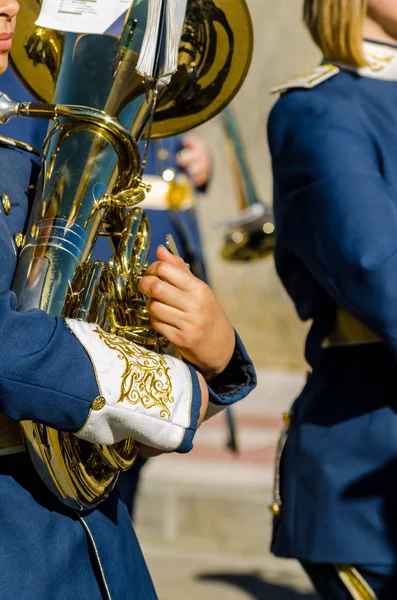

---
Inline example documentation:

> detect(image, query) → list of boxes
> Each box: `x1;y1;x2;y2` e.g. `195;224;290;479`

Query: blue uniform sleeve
0;291;99;431
0;291;205;453
268;91;397;358
206;332;256;406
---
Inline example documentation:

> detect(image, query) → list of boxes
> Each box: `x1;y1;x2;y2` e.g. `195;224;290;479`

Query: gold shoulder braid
271;64;340;95
94;327;175;419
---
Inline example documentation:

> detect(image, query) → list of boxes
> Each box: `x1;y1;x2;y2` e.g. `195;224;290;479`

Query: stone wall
194;0;322;369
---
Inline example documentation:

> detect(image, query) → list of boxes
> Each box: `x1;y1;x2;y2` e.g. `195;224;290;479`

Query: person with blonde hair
268;0;397;597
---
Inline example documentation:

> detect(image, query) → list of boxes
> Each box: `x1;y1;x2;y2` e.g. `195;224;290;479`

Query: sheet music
36;0;130;34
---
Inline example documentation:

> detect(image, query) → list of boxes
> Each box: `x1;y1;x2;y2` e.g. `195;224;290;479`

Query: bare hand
138;245;235;380
176;134;212;189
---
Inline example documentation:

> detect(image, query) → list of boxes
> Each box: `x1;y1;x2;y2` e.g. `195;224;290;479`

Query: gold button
157;148;170;161
282;412;291;427
2;192;11;215
91;396;106;411
14;231;25;249
269;502;281;516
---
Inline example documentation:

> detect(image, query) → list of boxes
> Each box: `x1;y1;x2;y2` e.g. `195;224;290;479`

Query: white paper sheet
36;0;131;35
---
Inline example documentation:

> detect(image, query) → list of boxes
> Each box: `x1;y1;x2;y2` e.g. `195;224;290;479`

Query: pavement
133;369;317;598
143;544;317;600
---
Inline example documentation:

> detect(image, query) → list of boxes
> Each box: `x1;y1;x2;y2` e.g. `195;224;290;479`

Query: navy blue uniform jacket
268;41;397;564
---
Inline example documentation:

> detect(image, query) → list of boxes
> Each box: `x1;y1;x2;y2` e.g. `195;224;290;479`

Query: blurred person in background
94;134;212;292
268;0;397;597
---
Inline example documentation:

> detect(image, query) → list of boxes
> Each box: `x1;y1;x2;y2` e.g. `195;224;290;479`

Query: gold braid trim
94;328;174;419
335;564;378;600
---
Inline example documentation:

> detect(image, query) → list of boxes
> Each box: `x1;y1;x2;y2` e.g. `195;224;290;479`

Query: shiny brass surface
220;105;275;262
1;192;11;215
7;4;163;511
0;134;40;156
151;0;253;137
222;224;275;262
6;0;254;510
268;502;281;517
10;0;253;138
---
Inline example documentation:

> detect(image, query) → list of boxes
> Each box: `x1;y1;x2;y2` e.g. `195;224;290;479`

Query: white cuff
66;320;198;452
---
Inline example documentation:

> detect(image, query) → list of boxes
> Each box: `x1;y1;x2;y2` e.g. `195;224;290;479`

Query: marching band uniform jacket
0;92;256;599
268;40;397;564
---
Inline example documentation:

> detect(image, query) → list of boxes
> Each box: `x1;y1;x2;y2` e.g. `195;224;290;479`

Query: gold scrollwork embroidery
366;51;394;72
94;328;174;419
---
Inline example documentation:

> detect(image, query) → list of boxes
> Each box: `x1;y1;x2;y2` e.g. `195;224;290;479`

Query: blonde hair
303;0;368;67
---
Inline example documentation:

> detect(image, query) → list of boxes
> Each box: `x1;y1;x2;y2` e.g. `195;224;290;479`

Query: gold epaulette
271;64;340;95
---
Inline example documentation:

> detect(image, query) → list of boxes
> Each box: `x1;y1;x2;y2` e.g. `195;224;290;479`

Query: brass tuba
2;0;253;510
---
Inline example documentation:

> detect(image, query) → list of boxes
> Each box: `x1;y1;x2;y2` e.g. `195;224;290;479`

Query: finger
190;171;208;188
182;133;198;149
186;161;202;175
145;263;196;292
143;260;161;277
146;298;185;328
143;249;196;291
138;275;188;310
150;318;184;346
156;246;194;282
145;246;189;274
156;244;188;267
186;161;206;184
176;148;193;168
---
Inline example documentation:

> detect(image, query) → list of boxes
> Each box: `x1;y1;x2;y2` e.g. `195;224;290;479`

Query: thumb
182;133;196;149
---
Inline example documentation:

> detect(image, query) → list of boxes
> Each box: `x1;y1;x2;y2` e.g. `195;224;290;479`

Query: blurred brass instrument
219;105;274;261
1;0;253;510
